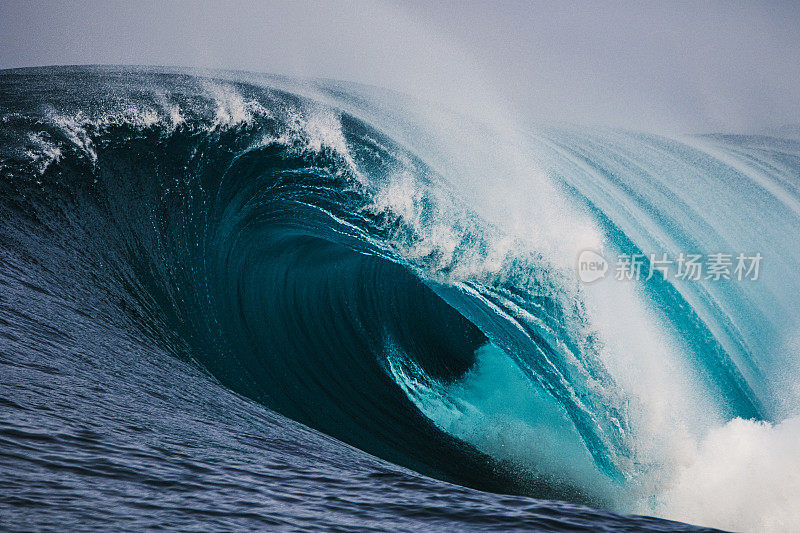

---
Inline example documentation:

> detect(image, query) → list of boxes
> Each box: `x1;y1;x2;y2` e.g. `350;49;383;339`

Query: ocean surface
2;66;799;531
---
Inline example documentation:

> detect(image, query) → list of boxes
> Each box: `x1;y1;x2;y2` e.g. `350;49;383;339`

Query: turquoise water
3;65;798;531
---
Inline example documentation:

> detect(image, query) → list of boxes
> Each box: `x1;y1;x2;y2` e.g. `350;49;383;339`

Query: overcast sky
2;0;799;133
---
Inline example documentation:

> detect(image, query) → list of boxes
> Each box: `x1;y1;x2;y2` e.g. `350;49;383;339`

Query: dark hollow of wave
0;67;724;531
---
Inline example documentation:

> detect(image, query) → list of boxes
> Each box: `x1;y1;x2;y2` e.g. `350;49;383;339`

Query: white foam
276;105;361;177
204;83;271;128
651;416;800;532
25;132;63;175
49;110;98;163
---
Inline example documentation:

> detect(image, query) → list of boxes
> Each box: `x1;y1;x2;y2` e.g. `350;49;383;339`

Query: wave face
1;66;798;531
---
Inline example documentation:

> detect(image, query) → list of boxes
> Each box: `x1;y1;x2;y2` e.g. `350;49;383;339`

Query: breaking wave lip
2;66;799;531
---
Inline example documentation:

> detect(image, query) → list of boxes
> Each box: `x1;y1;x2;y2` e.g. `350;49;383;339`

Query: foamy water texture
1;66;798;532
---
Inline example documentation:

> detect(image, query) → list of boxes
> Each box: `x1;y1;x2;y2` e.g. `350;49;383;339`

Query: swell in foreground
2;66;799;531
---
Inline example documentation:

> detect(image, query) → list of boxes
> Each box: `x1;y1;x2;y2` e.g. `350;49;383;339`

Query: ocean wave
2;66;799;530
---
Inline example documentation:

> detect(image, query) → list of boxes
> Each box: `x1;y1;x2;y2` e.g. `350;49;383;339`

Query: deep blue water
5;65;798;531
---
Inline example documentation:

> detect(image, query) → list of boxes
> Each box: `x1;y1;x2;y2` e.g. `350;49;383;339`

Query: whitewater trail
2;66;799;531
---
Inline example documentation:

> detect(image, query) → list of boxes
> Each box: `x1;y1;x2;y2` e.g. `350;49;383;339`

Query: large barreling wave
2;66;799;531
